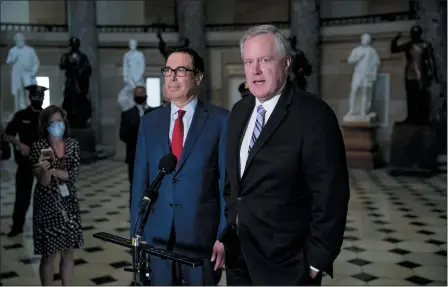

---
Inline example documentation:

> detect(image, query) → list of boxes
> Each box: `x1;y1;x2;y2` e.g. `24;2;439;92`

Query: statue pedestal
341;121;380;169
69;128;98;164
389;123;439;176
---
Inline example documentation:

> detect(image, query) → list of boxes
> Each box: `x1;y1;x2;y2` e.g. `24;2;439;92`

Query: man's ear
195;73;204;85
284;56;291;70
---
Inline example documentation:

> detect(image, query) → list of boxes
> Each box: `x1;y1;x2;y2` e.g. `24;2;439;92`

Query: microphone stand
131;191;159;286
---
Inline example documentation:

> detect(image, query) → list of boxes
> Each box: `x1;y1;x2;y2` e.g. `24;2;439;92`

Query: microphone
135;153;177;237
142;153;177;204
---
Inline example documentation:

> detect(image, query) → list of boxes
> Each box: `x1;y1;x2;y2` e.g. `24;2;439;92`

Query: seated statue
59;37;93;129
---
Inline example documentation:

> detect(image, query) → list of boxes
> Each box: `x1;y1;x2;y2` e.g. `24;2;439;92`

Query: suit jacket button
237;197;242;201
172;179;179;184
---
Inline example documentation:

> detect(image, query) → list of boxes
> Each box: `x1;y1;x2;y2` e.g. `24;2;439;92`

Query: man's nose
170;72;178;81
251;62;262;75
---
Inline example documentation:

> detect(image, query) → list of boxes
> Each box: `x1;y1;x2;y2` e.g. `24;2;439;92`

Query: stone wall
1;0;411;25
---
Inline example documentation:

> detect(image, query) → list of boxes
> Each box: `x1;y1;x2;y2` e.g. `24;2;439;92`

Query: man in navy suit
130;47;228;285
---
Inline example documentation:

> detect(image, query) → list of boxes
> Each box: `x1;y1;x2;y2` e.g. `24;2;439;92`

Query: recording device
93;154;202;286
137;153;177;232
141;153;177;205
40;148;54;161
133;154;177;285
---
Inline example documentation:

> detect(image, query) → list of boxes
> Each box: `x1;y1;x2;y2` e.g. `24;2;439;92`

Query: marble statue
117;39;146;111
391;25;439;124
5;33;40;112
344;33;380;123
288;36;312;91
59;37;93;129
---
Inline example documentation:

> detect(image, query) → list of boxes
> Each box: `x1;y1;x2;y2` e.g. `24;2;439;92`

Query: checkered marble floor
0;159;446;286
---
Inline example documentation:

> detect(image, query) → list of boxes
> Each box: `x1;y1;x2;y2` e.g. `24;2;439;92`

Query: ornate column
67;0;102;143
176;0;210;100
290;0;321;96
417;0;447;155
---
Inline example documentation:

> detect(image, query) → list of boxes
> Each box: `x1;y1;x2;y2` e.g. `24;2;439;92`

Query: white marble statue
344;33;380;122
117;39;146;111
6;33;40;111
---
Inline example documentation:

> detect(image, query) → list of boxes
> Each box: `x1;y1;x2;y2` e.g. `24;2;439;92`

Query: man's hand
211;241;225;271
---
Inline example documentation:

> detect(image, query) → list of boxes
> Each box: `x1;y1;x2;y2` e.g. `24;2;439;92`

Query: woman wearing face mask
29;105;83;286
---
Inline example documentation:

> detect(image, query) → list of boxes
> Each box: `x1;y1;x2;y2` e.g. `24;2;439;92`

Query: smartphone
40;148;54;161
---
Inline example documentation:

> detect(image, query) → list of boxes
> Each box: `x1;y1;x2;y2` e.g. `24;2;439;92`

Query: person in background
0;123;11;161
222;25;350;286
119;86;154;205
30;105;83;286
4;84;46;237
131;47;228;285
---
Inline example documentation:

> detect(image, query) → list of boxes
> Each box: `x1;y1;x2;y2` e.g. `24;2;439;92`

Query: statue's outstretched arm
390;34;409;54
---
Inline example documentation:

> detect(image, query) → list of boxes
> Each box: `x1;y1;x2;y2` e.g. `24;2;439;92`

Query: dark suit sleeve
5;113;19;137
130;119;150;238
119;111;130;144
216;114;229;239
302;106;350;277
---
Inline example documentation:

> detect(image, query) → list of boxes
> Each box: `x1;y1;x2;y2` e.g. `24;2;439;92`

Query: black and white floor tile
0;159;446;285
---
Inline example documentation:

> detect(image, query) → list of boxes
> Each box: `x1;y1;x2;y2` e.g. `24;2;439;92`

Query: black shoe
7;228;23;237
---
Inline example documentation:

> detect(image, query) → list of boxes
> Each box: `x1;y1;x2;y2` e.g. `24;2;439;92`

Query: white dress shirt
239;94;281;177
238;90;320;274
169;97;198;144
136;104;148;117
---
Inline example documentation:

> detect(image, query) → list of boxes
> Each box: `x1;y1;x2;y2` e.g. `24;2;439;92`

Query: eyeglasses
161;66;195;77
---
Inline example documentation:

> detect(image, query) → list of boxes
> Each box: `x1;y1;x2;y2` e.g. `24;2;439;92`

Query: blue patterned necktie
249;105;266;152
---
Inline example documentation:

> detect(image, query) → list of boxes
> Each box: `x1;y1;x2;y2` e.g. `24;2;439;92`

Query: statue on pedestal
391;25;439;125
344;33;380;123
117;39;146;111
238;81;251;98
288;36;312;91
5;33;40;112
157;28;190;60
59;37;93;129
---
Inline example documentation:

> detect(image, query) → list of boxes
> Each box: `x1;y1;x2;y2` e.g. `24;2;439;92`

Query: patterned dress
29;137;84;257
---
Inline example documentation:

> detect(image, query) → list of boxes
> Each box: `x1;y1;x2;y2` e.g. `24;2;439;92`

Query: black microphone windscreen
158;154;177;174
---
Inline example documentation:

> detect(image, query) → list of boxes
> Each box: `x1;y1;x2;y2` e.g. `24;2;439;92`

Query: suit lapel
230;97;255;188
175;100;209;174
242;84;294;178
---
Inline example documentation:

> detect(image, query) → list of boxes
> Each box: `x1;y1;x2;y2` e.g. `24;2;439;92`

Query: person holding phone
29;105;83;286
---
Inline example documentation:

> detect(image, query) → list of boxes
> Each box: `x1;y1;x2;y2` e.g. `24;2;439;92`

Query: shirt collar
170;96;198;117
255;83;285;113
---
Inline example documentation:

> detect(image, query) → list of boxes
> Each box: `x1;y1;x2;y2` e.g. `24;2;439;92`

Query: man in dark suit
119;86;154;204
222;25;350;286
130;47;228;285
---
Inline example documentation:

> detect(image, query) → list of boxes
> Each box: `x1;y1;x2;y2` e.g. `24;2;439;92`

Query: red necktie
171;110;186;163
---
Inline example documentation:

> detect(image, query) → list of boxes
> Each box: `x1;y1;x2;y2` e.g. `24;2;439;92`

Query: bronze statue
238;81;251;98
157;28;190;60
288;36;312;91
59;37;93;129
391;25;439;124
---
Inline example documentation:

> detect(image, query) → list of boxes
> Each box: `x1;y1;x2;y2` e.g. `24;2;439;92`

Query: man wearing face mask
119;86;154;206
4;84;47;237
